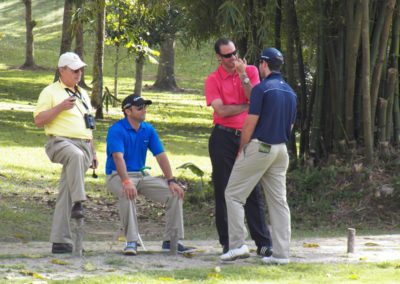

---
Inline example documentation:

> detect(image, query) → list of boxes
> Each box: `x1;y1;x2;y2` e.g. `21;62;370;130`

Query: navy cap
260;47;284;64
122;94;152;110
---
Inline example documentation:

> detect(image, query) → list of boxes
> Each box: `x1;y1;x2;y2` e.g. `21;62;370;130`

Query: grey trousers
45;136;92;244
106;171;184;242
225;139;291;258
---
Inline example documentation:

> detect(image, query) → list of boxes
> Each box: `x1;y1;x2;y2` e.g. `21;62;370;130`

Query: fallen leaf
51;259;68;265
303;243;320;248
364;242;379;246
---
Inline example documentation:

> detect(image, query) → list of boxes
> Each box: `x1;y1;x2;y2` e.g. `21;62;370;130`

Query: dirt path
1;234;399;282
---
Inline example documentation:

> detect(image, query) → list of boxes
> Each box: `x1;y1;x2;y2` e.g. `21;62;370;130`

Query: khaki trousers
225;139;291;258
45;136;92;244
106;171;184;242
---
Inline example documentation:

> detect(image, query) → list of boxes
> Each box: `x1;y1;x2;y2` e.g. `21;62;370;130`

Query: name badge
258;143;271;153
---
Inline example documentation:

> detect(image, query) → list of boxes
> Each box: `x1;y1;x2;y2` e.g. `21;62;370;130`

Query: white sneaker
262;256;290;265
220;245;250;261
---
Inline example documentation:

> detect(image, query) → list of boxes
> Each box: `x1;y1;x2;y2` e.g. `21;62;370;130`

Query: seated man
105;94;195;255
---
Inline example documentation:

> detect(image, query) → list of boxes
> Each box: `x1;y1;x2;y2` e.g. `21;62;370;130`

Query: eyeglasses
219;50;237;59
67;68;83;74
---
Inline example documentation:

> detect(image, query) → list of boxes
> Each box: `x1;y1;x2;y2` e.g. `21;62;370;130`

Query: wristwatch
242;76;250;85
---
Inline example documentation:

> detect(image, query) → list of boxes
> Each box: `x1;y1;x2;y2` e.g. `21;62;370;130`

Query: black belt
215;124;241;136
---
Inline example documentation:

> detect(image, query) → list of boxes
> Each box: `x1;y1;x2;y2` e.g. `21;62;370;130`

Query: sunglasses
135;105;147;111
219;50;237;59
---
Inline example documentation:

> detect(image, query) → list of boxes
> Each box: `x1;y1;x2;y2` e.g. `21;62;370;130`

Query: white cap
58;52;87;70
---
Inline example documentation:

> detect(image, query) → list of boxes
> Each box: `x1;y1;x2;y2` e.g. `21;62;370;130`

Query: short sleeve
148;126;164;156
33;87;53;117
106;124;125;155
248;85;263;116
204;75;221;106
246;65;260;86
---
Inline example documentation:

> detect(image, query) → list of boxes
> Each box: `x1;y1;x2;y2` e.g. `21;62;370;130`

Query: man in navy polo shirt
106;94;195;255
220;48;297;264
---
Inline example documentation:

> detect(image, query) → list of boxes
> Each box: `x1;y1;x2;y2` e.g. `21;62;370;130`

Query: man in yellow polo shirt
33;52;97;254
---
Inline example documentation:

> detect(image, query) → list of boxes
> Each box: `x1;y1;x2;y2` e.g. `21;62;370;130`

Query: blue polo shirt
105;118;164;175
249;72;297;144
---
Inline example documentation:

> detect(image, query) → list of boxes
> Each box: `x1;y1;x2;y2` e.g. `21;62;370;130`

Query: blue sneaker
162;240;196;254
124;241;137;255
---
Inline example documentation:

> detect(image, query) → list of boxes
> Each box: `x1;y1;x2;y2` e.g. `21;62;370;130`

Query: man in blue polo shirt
220;48;297;264
106;94;195;255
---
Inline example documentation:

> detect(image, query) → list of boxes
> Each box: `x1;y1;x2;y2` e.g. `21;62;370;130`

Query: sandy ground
0;234;399;282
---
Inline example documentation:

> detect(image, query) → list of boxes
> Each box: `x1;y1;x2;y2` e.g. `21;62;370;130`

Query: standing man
105;94;195;255
220;48;297;264
205;38;272;255
34;52;97;254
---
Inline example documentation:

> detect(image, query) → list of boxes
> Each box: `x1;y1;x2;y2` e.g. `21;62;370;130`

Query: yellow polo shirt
33;81;93;139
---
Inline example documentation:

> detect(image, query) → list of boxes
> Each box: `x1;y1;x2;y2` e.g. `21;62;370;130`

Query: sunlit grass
57;262;400;284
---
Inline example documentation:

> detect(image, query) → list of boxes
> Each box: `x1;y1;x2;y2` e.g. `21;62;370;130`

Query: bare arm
238;114;259;154
211;98;248;118
235;58;254;99
34;97;76;127
112;152;137;200
156;152;184;199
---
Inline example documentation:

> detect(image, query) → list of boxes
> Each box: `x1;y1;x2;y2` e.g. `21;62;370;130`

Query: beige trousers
45;136;92;244
106;171;184;242
225;139;291;258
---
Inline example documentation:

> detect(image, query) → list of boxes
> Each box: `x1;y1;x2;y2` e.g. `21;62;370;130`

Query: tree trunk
92;0;105;119
54;0;74;82
310;0;326;160
75;0;89;89
384;68;398;141
21;0;37;69
378;97;388;142
287;0;309;160
394;83;400;144
152;35;180;91
134;52;145;96
113;45;120;107
370;0;396;133
389;2;400;144
361;0;373;162
344;0;362;142
284;0;298;165
274;0;282;50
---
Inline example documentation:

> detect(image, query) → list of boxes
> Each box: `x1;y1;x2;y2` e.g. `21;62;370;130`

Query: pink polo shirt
204;64;260;129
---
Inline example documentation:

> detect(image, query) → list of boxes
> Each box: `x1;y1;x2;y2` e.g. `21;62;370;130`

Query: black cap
260;47;284;64
122;94;152;110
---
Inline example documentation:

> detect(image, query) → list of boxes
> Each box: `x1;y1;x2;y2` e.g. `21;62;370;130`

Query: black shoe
52;243;73;254
257;246;273;257
161;241;196;254
71;202;84;219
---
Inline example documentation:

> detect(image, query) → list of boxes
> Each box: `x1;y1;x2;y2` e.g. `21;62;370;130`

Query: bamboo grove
182;0;400;164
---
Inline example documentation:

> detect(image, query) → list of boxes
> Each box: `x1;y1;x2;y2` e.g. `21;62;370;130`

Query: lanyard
64;88;90;111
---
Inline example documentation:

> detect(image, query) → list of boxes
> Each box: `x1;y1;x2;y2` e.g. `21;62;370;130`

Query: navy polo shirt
105;117;164;175
249;72;297;144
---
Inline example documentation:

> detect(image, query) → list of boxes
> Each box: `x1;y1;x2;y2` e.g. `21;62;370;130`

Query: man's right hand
60;97;76;111
122;179;138;200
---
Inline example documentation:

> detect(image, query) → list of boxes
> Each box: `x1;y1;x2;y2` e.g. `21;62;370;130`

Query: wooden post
169;228;178;255
73;218;84;257
347;228;356;253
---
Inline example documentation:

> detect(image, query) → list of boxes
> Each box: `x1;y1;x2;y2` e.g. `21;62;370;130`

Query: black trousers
208;126;272;249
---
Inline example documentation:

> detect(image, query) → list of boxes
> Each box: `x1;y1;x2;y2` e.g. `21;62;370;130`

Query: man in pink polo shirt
204;38;272;256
